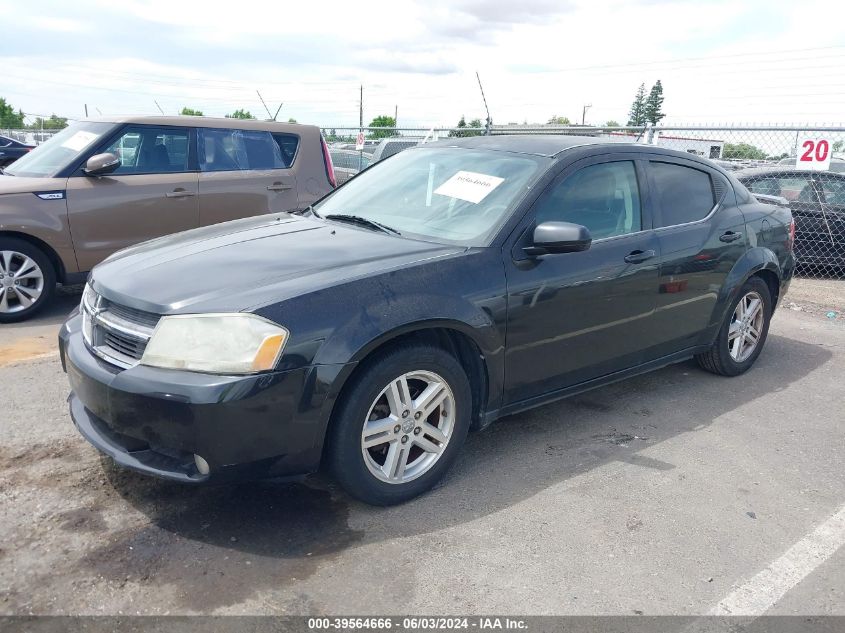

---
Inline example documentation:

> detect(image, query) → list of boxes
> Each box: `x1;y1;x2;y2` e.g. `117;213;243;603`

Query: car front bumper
60;313;349;483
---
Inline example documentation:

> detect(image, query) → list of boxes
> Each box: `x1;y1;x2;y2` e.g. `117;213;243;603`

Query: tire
696;276;772;377
0;237;56;323
328;343;472;505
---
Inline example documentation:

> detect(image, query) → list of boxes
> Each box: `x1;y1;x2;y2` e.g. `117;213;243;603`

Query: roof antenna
153;100;165;115
257;90;273;120
476;71;492;135
273;103;284;121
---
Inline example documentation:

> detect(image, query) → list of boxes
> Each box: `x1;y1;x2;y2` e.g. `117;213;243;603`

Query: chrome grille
81;285;161;369
101;299;160;329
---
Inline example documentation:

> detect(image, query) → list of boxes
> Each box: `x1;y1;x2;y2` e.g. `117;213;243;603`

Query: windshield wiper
324;214;401;236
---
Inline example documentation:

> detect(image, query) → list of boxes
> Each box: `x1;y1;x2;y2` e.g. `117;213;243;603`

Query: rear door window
198;128;286;172
650;161;715;227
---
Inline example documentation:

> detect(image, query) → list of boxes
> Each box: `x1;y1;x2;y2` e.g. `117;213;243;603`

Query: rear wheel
696;276;772;376
328;343;471;505
0;238;56;323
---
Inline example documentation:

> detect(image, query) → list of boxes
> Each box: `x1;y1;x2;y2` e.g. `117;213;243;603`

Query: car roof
426;135;634;157
79;115;314;133
734;166;845;178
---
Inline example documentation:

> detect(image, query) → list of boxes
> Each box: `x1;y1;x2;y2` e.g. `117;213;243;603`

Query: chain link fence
0;128;61;145
322;124;845;288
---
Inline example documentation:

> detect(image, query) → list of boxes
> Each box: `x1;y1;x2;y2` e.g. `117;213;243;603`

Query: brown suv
0;116;335;322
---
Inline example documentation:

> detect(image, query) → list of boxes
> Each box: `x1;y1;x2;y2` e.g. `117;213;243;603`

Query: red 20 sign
796;137;832;171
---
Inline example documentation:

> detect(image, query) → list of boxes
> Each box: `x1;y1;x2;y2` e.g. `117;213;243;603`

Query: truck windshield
4;122;115;178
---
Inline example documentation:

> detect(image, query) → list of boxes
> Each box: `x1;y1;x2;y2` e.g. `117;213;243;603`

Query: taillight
320;136;336;188
788;218;796;249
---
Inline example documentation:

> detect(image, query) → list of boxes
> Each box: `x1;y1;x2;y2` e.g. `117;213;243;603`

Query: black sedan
736;167;845;270
0;134;35;168
60;136;795;505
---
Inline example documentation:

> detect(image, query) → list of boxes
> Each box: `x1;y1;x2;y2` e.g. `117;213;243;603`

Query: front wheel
0;238;56;323
328;344;471;505
696;276;772;376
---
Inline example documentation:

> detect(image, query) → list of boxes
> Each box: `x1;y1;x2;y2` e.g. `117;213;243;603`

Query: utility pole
359;85;363;130
394;104;398;128
582;103;592;125
84;104;88;117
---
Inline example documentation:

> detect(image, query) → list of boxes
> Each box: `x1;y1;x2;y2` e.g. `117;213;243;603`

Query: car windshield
314;147;547;245
4;121;114;178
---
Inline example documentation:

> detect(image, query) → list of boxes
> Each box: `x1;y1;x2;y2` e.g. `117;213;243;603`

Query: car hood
0;173;67;195
91;213;464;314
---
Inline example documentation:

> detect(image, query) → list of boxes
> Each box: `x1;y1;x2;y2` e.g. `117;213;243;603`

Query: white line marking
711;504;845;615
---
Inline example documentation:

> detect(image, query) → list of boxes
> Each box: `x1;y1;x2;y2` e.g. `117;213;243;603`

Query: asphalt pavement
0;282;843;616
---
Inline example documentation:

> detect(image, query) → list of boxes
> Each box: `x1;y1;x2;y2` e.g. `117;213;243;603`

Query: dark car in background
61;136;794;505
329;148;372;184
0;134;35;168
736;167;845;270
0;116;334;322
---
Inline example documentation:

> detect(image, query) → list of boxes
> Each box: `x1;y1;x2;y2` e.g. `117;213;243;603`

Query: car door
647;159;747;357
65;124;199;271
814;173;845;266
503;154;661;404
744;172;821;267
197;127;299;226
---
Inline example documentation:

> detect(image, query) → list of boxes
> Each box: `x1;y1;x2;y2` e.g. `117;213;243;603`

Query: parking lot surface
1;283;843;615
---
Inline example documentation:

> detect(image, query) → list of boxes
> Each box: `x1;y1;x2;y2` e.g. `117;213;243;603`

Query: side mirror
84;152;120;177
523;221;592;257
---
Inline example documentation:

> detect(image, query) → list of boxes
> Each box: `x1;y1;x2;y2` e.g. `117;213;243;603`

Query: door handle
719;231;743;243
624;249;656;264
267;183;293;191
165;189;196;198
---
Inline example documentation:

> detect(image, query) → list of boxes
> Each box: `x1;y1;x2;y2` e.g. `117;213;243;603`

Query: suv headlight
140;313;288;374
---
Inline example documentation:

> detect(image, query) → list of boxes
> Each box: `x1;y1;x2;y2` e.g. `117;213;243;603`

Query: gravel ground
0;284;843;616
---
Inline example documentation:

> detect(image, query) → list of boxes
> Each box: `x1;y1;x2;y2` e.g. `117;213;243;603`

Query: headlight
140;313;288;374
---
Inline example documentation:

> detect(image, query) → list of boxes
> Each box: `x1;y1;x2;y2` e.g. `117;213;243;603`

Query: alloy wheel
0;250;45;314
728;290;764;362
361;370;455;484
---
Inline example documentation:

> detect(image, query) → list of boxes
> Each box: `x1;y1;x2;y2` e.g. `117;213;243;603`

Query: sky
2;0;845;128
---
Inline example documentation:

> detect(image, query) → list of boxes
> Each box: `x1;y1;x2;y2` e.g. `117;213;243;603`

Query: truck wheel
0;238;56;323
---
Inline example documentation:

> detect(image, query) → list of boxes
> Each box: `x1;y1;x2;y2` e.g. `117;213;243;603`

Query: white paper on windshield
61;130;99;152
434;170;504;204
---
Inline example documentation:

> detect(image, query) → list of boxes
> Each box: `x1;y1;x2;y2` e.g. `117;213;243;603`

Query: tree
28;114;67;130
644;80;665;125
180;107;204;116
226;109;255;119
0;97;25;128
287;117;297;123
723;142;767;160
367;115;396;139
448;115;483;137
604;120;621;127
834;140;844;153
547;115;571;125
627;83;647;126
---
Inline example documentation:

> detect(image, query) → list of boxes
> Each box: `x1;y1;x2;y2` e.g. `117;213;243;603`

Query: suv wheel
0;238;56;323
328;343;471;505
696;276;772;376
